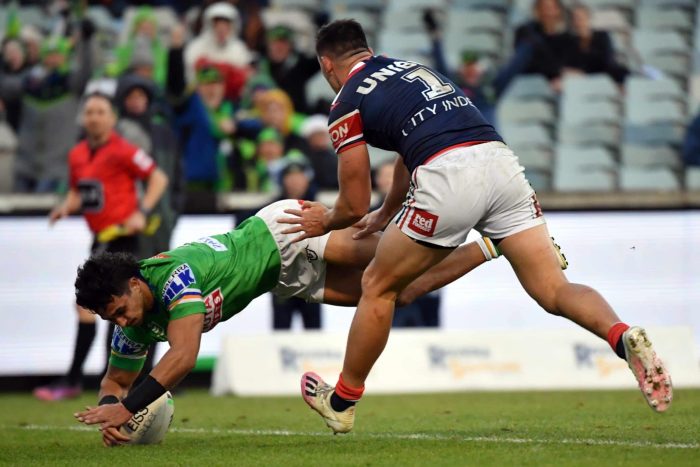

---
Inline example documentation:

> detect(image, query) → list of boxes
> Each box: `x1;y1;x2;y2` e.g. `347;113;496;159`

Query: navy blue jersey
328;56;503;172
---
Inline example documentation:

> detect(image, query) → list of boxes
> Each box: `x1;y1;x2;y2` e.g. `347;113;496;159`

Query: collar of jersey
334;57;373;104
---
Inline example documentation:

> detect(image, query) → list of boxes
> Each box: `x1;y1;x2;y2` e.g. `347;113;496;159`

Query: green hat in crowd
258;127;283;143
196;66;224;84
460;49;480;64
133;5;157;29
267;25;294;41
40;37;71;58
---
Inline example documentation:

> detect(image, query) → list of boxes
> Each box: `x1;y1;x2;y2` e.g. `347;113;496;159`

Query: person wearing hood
115;74;184;258
13;30;93;193
256;24;320;114
114;6;169;89
184;2;252;100
174;64;236;192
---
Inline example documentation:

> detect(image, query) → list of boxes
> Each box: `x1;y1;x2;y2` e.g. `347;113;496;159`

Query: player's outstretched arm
75;314;204;433
354;156;410;239
397;240;490;306
149;313;204;389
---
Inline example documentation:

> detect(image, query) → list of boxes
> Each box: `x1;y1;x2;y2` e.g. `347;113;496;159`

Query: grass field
1;388;699;466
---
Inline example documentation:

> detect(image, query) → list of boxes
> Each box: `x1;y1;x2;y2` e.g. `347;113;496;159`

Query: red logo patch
202;288;224;332
407;209;438;237
531;193;543;218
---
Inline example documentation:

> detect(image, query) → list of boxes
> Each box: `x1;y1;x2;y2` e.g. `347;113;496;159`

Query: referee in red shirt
35;92;169;401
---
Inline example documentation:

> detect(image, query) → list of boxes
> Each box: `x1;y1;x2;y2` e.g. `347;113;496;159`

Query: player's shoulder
68;139;90;161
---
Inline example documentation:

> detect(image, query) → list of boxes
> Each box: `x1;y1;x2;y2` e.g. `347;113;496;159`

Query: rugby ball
120;392;174;444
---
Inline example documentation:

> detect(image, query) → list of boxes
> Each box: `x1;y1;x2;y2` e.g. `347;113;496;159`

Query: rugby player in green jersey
73;199;513;446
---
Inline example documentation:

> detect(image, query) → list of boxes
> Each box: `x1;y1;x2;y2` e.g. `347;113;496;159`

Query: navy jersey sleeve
328;100;365;155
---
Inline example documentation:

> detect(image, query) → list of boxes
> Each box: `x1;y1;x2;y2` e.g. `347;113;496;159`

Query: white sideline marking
6;424;699;450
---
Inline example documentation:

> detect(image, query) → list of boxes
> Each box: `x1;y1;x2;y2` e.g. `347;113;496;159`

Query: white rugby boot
622;326;673;412
301;372;355;434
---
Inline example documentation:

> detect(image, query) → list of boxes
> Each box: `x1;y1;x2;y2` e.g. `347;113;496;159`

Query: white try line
5;424;699;450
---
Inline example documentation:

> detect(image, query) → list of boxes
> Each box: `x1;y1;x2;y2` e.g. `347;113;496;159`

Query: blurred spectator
566;2;629;85
115;74;184;256
256;126;287;188
0;38;29;131
257;88;308;153
256;25;320;114
174;65;236;192
272;157;321;330
425;11;532;127
278;155;316;201
0;119;17;193
14;33;92;193
20;25;43;68
185;2;251;100
114;6;169;88
301;114;338;189
514;0;576;88
683;111;700;167
228;126;275;193
34;92;168;401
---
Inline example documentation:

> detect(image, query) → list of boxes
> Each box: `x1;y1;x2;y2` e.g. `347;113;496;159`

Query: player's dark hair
316;19;369;58
75;252;140;313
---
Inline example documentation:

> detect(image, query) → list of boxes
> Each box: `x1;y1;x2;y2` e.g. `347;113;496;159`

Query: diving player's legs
498;223;672;412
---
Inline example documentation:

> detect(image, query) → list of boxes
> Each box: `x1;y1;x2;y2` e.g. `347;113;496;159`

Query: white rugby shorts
255;200;330;303
394;141;545;248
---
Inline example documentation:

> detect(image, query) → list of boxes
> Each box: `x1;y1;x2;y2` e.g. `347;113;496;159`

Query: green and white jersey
110;216;281;372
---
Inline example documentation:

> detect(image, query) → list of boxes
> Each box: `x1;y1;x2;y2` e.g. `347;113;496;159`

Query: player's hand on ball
75;403;133;430
352;209;390;239
278;201;329;242
101;426;131;447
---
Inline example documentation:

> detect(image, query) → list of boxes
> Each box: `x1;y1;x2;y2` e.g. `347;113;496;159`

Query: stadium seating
619;166;681;191
686;167;700;189
554;145;618;192
497;100;555;126
621;144;682;169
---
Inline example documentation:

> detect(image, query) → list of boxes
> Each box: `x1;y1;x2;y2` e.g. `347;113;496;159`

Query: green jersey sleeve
109;326;150;372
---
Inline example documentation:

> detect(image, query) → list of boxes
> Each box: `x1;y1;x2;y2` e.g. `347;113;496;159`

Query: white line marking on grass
9;424;699;450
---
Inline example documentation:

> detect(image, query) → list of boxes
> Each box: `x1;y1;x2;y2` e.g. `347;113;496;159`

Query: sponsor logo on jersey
530;193;543;218
162;264;196;305
355;60;419;95
202;288;224;332
112;327;147;356
305;246;318;261
195;236;228;252
76;179;104;213
132;148;155;172
329;110;363;153
147;322;167;341
407;209;438;237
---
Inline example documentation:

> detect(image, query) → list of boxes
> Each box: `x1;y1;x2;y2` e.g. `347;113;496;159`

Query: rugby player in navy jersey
278;20;672;433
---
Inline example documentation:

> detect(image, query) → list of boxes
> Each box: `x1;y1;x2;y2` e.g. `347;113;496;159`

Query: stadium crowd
0;0;698;202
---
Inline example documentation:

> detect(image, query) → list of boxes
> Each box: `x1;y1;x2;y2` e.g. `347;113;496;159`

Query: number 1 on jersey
401;67;455;101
